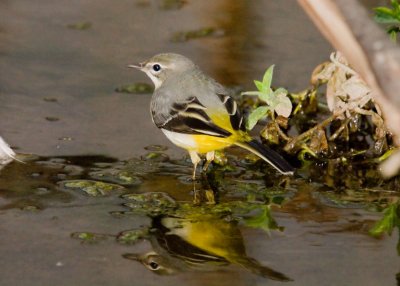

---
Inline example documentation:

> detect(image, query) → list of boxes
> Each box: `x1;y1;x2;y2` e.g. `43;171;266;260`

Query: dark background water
0;0;331;158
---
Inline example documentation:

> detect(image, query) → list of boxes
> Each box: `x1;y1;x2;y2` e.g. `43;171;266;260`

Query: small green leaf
390;29;398;41
242;205;283;233
375;6;395;16
392;0;400;12
369;203;400;237
241;91;265;97
246;106;270;130
262;65;275;89
274;87;288;96
259;88;274;104
375;7;400;23
388;25;400;41
254;80;264;92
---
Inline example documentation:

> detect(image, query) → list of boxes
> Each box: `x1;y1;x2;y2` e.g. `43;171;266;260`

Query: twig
329;118;350;141
284;110;344;152
268;112;291;142
274;121;291;141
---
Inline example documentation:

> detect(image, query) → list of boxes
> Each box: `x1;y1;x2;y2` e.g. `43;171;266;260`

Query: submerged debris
144;145;168;152
45;117;60;122
369;201;400;254
71;232;112;244
66;22;92;30
115;83;154;94
117;229;149;245
171;27;225;42
89;169;142;186
123;192;178;216
59;180;125;196
159;0;187;10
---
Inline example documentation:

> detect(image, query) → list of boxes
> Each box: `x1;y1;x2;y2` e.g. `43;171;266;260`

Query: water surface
0;1;398;286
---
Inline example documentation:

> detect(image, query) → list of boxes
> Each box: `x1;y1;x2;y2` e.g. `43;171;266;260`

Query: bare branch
297;0;400;146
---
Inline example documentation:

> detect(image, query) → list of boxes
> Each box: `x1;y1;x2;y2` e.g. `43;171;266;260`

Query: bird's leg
192;180;201;205
189;150;201;180
202;151;215;173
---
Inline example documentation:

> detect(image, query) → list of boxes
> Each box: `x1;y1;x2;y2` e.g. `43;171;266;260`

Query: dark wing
156;96;231;138
216;93;246;131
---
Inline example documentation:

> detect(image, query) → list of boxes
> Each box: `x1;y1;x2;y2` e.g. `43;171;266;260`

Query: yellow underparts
190;112;251;154
172;215;243;261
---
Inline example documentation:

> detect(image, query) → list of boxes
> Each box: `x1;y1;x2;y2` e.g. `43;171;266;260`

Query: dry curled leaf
313;52;374;118
309;127;328;154
311;62;332;85
260;122;280;145
276;115;289;129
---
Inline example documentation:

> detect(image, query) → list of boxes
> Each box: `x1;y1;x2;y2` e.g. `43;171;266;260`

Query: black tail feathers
235;140;294;175
236;257;293;282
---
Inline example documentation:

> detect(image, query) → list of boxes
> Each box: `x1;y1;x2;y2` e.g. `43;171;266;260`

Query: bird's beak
128;62;145;69
122;253;141;261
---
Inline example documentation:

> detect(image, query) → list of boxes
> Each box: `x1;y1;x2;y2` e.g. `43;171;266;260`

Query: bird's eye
152;64;161;72
149;261;159;270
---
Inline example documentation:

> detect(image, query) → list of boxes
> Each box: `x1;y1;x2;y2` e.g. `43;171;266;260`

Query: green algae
123;192;178;215
67;22;92;30
171;27;225;42
117;229;149;245
59;180;125;196
144;145;169;152
89;169;142;186
71;232;111;244
115;83;153;94
159;0;186;10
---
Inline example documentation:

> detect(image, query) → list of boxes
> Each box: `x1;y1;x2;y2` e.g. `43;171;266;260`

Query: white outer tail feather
0;136;20;165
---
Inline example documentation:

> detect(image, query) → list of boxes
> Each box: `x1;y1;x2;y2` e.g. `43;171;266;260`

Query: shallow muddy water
0;1;399;286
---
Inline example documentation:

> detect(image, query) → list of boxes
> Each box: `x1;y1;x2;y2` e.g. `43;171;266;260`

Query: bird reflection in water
123;214;291;281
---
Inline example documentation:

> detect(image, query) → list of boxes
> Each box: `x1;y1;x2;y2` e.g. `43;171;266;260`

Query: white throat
145;71;162;90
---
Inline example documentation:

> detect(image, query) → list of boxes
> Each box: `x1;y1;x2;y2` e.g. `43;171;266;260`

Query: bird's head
129;53;195;89
123;251;177;275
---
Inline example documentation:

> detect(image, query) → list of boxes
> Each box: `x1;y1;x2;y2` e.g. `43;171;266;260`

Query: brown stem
329;118;350;141
274;121;291;141
284;110;344;152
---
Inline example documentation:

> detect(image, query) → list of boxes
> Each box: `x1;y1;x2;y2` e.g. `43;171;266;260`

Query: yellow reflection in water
124;213;291;281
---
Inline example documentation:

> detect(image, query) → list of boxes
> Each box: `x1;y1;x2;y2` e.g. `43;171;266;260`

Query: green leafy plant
242;65;292;130
369;202;400;254
374;0;400;41
241;205;284;234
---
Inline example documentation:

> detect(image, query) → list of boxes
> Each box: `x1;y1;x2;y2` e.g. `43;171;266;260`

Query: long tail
235;140;294;175
236;257;293;281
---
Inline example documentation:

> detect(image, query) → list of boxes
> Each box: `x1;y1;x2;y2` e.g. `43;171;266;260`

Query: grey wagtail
129;53;294;179
123;214;292;281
